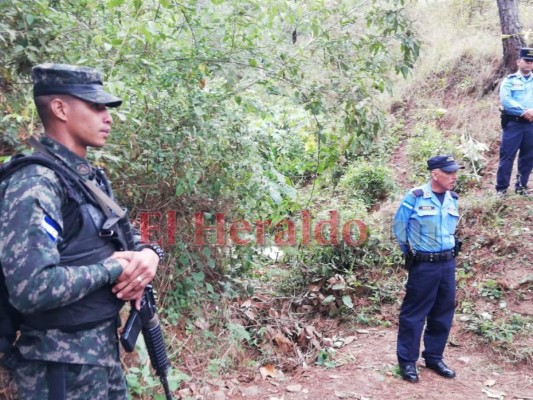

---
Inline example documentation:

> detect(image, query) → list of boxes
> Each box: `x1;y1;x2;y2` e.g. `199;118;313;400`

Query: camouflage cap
32;63;122;107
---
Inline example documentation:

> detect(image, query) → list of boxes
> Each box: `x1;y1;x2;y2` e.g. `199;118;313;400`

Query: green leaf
25;14;35;26
175;182;185;196
248;58;258;67
227;322;251;342
322;295;336;305
268;185;282;204
342;295;354;309
107;0;125;7
192;271;205;282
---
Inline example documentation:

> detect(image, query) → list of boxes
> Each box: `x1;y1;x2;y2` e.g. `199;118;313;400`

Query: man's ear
49;97;68;122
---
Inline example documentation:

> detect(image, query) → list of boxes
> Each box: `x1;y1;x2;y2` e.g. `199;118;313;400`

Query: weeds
464;313;533;363
478;279;503;300
339;163;396;208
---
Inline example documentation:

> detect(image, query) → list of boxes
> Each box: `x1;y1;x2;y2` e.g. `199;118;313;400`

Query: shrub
405;123;460;180
339;162;396;208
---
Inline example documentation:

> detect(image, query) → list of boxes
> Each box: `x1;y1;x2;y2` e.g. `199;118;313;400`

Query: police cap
519;48;533;61
427;155;464;172
32;63;122;107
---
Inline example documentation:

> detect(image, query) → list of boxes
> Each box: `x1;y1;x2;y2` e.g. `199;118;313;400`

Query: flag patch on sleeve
42;215;61;242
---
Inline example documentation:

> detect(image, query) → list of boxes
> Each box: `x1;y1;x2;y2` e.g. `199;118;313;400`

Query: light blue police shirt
500;71;533;117
393;182;459;254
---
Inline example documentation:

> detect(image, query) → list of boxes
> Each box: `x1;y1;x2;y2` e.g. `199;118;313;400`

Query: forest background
1;0;532;399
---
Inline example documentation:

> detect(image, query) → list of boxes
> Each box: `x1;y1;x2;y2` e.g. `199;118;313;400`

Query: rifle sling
28;137;125;219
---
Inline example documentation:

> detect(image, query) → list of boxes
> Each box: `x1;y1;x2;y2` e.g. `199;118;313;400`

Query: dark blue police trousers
397;258;456;366
496;121;533;192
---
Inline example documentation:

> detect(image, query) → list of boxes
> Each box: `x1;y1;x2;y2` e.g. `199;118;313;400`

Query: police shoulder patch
450;191;459;199
412;189;424;197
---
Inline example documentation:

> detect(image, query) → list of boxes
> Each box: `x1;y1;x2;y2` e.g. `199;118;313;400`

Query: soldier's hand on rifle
111;249;159;308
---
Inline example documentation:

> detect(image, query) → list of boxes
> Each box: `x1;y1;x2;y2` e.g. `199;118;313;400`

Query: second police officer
497;47;533;196
393;155;464;383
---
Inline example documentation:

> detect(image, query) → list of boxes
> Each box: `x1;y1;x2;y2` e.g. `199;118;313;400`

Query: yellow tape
501;30;532;39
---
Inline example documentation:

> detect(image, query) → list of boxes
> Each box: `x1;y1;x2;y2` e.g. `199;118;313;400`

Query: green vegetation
2;0;533;397
339;163;396;208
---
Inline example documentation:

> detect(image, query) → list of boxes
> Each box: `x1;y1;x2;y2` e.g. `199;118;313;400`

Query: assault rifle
97;198;173;400
120;283;172;399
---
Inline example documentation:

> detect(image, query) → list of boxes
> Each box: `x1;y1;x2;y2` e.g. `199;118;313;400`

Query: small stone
335;391;355;399
241;386;261;397
286;384;302;393
209;391;227;400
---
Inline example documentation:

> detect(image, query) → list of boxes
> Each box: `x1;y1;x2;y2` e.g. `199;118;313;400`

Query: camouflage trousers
13;358;128;400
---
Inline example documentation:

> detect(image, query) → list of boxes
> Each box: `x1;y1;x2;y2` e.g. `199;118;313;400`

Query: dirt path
230;328;533;400
219;141;533;400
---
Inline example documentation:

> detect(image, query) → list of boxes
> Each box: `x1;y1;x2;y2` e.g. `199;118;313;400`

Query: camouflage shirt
0;137;125;367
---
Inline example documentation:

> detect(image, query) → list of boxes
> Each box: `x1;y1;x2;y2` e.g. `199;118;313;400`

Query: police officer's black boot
425;360;456;379
399;363;419;383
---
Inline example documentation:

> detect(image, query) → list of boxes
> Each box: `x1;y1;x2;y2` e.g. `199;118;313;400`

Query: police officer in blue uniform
496;47;533;196
393;155;464;383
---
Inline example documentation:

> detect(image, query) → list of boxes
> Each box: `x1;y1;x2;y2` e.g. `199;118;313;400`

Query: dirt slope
229;328;532;400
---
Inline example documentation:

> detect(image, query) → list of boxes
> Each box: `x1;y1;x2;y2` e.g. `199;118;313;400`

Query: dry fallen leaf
273;333;293;352
259;364;277;380
194;318;210;330
344;336;356;345
244;309;257;321
481;388;506;399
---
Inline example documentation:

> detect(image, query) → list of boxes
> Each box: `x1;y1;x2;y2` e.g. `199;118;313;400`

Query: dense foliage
1;0;419;209
1;0;421;396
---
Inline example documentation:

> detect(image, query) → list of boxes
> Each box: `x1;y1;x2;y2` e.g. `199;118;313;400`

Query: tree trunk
496;0;525;73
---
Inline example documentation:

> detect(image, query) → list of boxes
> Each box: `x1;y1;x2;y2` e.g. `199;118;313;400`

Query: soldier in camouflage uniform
0;64;162;399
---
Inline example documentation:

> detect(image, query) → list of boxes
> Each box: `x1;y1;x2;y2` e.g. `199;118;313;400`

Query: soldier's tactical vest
0;154;125;338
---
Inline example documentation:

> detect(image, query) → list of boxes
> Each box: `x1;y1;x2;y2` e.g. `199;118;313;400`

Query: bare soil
228;327;533;400
191;102;533;400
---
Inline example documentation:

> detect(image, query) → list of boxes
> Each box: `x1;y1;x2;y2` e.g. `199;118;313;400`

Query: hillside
171;2;533;399
1;1;532;400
